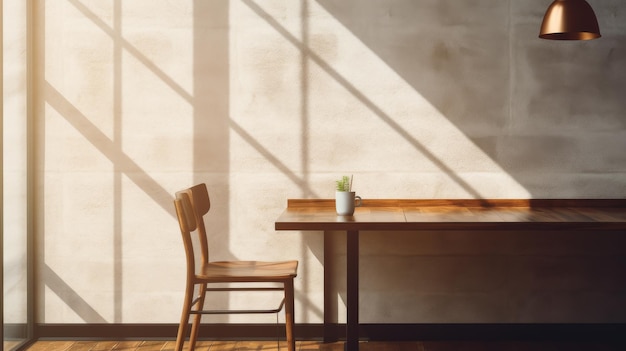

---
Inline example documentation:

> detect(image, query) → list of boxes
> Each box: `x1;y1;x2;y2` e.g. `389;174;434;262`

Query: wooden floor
21;340;626;351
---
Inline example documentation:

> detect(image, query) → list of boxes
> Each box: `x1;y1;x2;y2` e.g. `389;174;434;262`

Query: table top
275;199;626;231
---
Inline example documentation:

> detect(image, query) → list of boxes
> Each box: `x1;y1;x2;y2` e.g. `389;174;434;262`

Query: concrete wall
32;0;626;324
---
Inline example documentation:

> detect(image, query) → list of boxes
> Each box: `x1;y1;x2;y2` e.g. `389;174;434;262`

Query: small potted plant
335;175;361;215
336;175;351;193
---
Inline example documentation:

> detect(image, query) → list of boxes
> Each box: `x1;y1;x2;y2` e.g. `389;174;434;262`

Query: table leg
346;230;359;351
323;231;337;343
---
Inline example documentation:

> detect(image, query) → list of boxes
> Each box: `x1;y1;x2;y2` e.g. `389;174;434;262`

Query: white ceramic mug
335;191;362;216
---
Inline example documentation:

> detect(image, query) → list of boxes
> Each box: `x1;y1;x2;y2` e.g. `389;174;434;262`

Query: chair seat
197;260;298;281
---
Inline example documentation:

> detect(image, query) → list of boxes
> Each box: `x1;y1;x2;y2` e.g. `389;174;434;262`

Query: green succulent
336;175;351;192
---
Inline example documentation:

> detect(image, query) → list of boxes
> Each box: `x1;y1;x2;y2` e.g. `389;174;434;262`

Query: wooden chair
173;184;298;351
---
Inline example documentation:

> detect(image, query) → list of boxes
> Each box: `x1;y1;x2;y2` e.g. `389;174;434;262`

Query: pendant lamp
539;0;601;40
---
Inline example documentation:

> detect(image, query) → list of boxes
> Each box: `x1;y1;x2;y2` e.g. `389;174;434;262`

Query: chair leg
188;284;207;350
175;282;195;351
284;279;296;351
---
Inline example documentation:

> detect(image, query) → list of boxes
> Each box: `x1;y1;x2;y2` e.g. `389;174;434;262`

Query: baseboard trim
35;323;323;340
35;323;626;342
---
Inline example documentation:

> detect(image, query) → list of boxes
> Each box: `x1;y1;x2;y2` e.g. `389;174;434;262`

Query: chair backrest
174;184;212;274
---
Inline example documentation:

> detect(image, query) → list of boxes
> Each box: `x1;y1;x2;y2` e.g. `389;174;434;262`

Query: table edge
286;198;626;208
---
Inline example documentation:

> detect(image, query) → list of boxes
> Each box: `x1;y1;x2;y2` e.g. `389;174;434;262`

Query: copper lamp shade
539;0;601;40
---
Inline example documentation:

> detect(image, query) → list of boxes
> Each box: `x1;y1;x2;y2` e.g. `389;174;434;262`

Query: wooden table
274;199;626;351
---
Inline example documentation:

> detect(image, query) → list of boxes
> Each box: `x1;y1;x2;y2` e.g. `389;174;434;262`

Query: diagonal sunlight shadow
230;120;320;198
69;0;314;197
68;0;193;104
44;81;175;215
243;0;484;198
43;264;108;323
